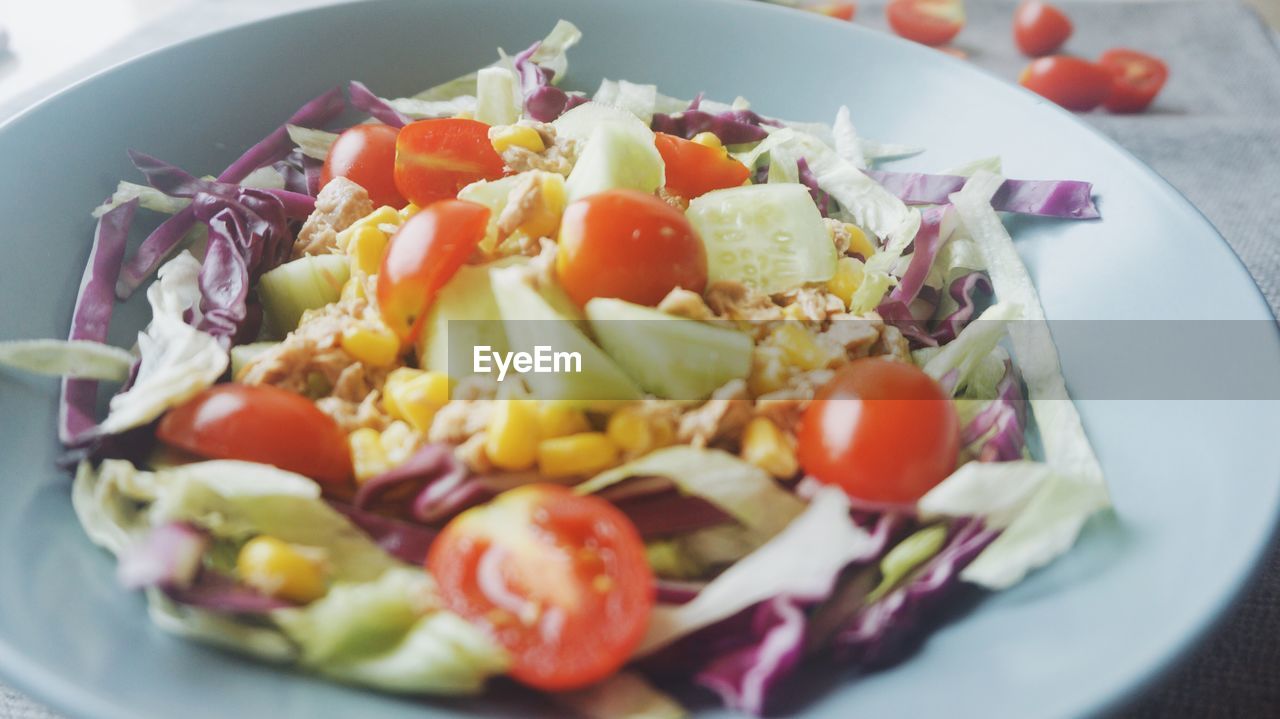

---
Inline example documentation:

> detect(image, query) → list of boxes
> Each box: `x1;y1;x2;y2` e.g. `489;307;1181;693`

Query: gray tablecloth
2;1;1278;717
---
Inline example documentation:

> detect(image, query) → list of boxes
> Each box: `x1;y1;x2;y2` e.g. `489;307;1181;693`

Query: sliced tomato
1013;1;1073;57
886;0;966;47
654;132;751;200
393;118;506;207
797;358;959;505
1019;55;1112;111
377;199;490;342
556;189;706;307
1099;48;1168;114
320;124;406;208
805;2;857;21
157;384;352;487
428;484;654;691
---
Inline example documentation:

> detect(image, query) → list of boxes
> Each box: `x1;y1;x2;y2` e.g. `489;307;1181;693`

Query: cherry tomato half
805;2;857;21
157;384;352;487
556;189;707;308
1019;55;1112;112
1013;1;1073;57
654;133;751;200
797;358;959;505
1099;48;1169;114
377;199;490;343
886;0;966;47
393;118;506;207
320;124;406;209
428;484;654;691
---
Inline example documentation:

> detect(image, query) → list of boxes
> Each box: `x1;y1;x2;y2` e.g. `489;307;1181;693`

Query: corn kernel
741;417;799;478
237;536;328;603
349;428;390;482
336;206;401;251
517;173;567;239
771;323;829;371
537;433;620;477
537;401;590;439
380;420;420;467
691;132;724;150
346;226;388;276
490;125;546;154
399;203;421;219
384;368;451;432
749;346;791;397
845;224;876;259
485;399;540;471
341;321;401;367
607;407;656;455
827;257;866;309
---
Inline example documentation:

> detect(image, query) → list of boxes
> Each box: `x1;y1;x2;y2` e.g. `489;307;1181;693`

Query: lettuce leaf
0;339;133;381
286;124;339;160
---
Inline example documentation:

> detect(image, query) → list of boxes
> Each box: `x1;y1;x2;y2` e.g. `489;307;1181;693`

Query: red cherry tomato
377;199;490;343
806;2;857;21
393;118;506;207
1019;55;1112;111
157;384;352;488
428;484;654;691
886;0;966;47
320;124;406;209
654;133;751;200
1013;1;1073;57
797;358;959;505
1099;48;1169;114
556;189;707;307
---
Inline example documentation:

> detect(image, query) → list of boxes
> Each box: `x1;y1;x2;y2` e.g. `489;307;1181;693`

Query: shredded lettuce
577;446;805;539
93;181;190;218
594;79;660;125
412;20;581;101
0;339;133;381
286;124;339;160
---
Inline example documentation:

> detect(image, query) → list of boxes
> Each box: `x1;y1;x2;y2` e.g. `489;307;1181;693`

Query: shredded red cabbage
931;272;993;344
354;443;491;524
348;80;410;128
795;157;831;217
650;109;773;145
331;501;439;565
513;41;588;122
164;570;294;614
60;200;137;445
117;522;208;590
864;169;1099;219
888;205;949;307
962;361;1028;462
117;87;345;298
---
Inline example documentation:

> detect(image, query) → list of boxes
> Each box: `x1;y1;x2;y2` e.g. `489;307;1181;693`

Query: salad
0;20;1109;718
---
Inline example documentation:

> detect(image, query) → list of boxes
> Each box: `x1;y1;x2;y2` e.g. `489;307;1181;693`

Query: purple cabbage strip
833;518;998;668
876;300;938;349
863;169;1100;220
127;150;314;220
961;361;1028;463
615;487;733;539
887;205;949;307
60;200;137;445
513;41;588;122
331;502;439;565
116;522;209;590
752;162;771;186
650;109;772;145
348;81;410;128
930;272;993;344
696;597;808;715
117;86;345;298
795;158;831;217
354;443;492;524
165;570;294;614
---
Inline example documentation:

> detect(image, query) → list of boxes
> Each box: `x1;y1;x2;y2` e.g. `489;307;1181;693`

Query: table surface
1;1;1278;717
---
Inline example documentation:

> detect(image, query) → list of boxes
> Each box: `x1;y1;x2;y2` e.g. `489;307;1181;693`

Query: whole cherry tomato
1099;48;1169;113
797;358;959;505
1013;1;1073;57
428;484;654;691
1019;55;1112;111
157;384;352;487
556;189;706;307
886;0;966;47
394;118;506;207
320;124;406;208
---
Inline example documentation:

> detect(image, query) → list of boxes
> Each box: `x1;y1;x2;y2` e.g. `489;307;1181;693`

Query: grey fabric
1;1;1278;717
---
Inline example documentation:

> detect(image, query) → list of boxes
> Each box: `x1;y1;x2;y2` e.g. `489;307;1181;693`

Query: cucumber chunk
257;254;350;335
585;297;753;400
686;183;836;294
561;105;664;202
417;257;523;376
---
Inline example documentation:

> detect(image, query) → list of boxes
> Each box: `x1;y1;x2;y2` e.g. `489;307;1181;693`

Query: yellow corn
518;173;567;239
383;368;451;433
380;420;420;467
748;346;791;397
691;132;723;150
336;206;402;252
741;417;799;478
490;125;545;154
771;323;830;371
346;225;388;276
537;401;590;439
606;406;672;455
349;428;390;483
538;433;620;477
485;399;540;470
399;203;421;220
341;320;401;367
827;257;866;310
237;536;328;603
845;224;876;259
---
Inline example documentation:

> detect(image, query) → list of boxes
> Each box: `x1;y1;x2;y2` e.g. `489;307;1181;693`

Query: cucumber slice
230;341;280;379
686;183;836;294
552;101;645;143
417;257;524;376
474;67;519;126
490;267;642;407
585;297;753;400
257;254;350;335
563;112;664;202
